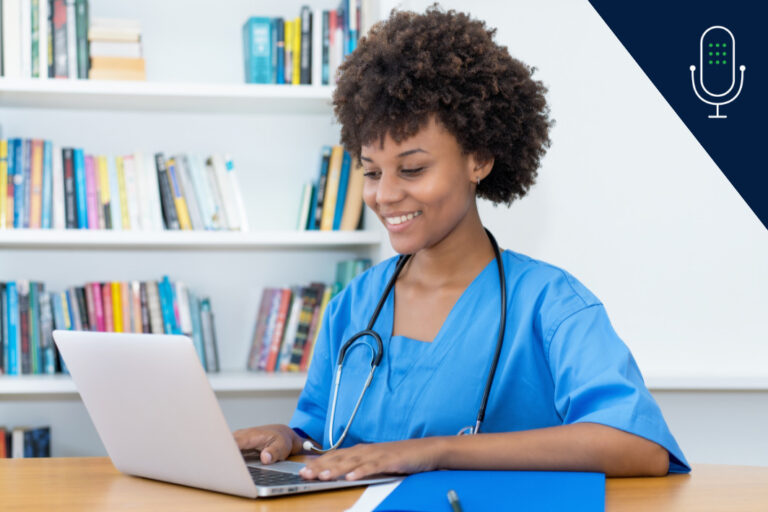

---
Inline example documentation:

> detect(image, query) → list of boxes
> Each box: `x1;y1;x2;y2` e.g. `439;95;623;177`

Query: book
18;280;30;374
52;0;67;77
0;283;6;374
340;156;365;230
285;285;320;371
146;281;163;334
303;284;333;371
299;6;312;84
257;288;283;371
72;148;87;228
311;146;331;230
292;17;301;85
2;0;23;78
243;17;272;84
272;17;283;84
40;141;53;228
84;154;98;229
28;140;44;228
12;139;25;228
74;0;88;78
154;153;179;230
265;288;292;372
247;288;277;372
88;67;145;81
224;155;248;231
296;181;313;230
0;139;8;229
276;286;304;371
166;158;192;230
38;288;56;374
122;154;141;230
311;8;322;85
28;282;41;374
187;290;207;370
6;282;20;375
31;0;41;78
175;155;204;230
332;150;351;229
320;145;344;230
199;298;219;372
88;40;141;58
65;0;76;79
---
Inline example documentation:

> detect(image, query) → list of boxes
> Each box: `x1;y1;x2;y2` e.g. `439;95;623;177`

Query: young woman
234;6;690;481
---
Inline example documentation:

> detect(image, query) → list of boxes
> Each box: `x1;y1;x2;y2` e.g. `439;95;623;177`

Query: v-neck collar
379;253;501;391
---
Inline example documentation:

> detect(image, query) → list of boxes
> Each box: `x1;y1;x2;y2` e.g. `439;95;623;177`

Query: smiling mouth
383;211;423;225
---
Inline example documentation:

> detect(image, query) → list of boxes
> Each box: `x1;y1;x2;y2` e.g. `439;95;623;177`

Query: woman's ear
469;153;495;184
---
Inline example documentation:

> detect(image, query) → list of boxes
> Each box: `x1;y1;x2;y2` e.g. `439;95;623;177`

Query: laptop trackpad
246;460;305;474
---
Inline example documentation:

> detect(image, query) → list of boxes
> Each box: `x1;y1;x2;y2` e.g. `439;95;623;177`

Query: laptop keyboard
248;466;308;486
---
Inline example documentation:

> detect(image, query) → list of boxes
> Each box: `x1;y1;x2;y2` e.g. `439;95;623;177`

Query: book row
0;139;249;231
296;145;365;231
0;0;146;80
247;257;371;372
0;425;50;458
242;0;372;86
0;277;220;376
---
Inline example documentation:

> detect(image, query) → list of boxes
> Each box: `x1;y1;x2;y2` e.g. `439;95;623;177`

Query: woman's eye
401;167;424;175
363;170;380;179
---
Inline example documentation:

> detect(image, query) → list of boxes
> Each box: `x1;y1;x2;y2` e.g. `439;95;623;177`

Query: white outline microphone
690;25;745;119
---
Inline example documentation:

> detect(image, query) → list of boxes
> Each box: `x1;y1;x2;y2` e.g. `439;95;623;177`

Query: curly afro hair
332;4;554;206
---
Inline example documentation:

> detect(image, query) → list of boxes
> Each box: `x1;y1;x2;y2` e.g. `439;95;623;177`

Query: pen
447;489;463;512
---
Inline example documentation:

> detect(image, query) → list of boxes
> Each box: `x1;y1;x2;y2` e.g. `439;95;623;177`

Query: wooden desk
1;458;766;511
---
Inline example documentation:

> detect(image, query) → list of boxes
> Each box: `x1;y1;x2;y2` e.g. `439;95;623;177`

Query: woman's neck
402;204;496;289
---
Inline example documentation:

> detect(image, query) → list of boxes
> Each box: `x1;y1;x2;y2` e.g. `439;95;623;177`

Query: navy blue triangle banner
588;1;767;231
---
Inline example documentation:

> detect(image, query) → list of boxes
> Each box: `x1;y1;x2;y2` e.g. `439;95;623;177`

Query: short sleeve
546;304;691;474
288;295;337;445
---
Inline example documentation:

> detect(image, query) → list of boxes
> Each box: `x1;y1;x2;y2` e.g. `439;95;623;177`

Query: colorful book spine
92;282;104;331
200;298;219;372
73;148;87;228
97;156;112;229
18;280;30;374
28;282;41;374
74;0;88;78
29;140;44;228
115;156;130;229
243;17;273;84
274;17;284;84
311;146;331;230
6;283;20;375
107;155;122;230
5;141;15;229
265;288;292;372
154;154;180;230
84;154;99;230
320;145;344;230
110;282;122;332
299;6;312;84
102;282;114;332
187;290;207;370
0;140;8;229
13;139;25;228
40;141;54;228
52;0;68;77
332;150;351;230
292;17;301;85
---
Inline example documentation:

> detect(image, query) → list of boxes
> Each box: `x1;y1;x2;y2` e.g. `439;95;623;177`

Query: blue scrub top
290;249;690;474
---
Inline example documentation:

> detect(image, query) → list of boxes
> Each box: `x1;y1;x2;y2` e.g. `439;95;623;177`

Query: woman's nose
376;170;405;205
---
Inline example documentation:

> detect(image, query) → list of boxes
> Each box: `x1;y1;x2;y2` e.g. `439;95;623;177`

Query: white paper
345;480;403;512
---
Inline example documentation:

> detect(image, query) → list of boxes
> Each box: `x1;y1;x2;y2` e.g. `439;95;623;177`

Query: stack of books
87;18;145;81
246;257;371;373
1;426;51;458
0;276;221;375
0;0;91;79
296;145;364;231
0;138;248;231
242;0;369;85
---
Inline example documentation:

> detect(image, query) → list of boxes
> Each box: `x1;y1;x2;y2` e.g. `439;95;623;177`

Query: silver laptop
52;330;395;498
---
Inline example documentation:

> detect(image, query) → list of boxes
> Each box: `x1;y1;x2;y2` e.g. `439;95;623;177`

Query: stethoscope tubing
307;228;505;452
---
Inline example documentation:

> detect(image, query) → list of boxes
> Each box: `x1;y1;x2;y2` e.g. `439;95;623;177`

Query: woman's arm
298;422;669;481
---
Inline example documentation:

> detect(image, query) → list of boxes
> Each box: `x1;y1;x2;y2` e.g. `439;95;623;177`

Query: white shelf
0;78;334;114
0;229;381;250
0;371;307;396
2;372;766;396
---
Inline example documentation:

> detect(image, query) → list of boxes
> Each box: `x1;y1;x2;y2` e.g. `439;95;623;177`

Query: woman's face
361;116;482;255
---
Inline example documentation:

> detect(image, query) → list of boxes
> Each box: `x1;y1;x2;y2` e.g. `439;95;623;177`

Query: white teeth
385;211;421;225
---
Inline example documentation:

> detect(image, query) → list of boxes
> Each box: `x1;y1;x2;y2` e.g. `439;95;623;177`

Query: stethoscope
304;228;507;453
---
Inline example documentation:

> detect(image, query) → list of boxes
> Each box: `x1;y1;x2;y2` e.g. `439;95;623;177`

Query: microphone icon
690;26;745;119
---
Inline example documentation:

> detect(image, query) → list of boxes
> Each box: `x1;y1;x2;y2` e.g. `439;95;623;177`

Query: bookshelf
0;228;382;249
0;0;396;456
0;372;309;395
0;78;336;114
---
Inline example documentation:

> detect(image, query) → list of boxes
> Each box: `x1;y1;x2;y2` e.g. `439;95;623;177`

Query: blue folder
374;470;605;512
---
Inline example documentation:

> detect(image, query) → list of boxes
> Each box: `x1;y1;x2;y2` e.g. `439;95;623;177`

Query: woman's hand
299;437;445;481
233;424;305;465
